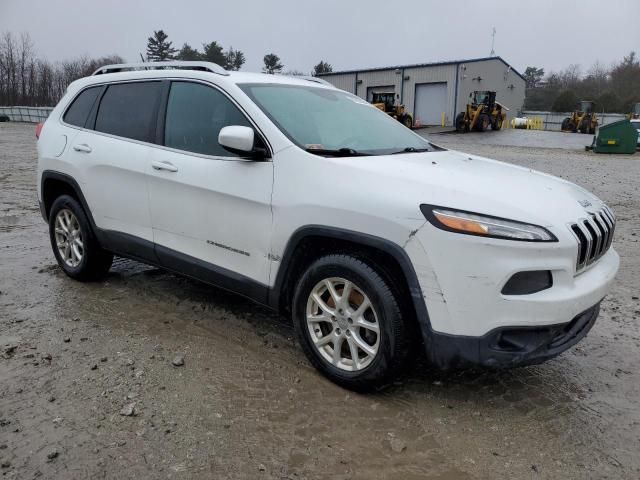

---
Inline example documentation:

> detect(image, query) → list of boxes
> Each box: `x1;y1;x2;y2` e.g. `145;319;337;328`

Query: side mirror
218;125;268;159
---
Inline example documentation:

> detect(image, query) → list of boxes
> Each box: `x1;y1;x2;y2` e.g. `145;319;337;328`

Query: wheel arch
41;171;97;229
270;225;431;339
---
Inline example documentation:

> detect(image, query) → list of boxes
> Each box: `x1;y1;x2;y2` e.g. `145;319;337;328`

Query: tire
475;114;490;132
401;114;413;129
292;254;410;391
49;195;113;281
455;112;467;133
579;115;590;134
491;116;503;130
561;118;571;131
567;121;577;133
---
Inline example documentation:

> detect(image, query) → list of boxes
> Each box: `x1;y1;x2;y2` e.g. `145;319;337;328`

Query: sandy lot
1;122;639;479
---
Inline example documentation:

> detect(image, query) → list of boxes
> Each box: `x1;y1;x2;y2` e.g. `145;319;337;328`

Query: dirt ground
1;122;639;479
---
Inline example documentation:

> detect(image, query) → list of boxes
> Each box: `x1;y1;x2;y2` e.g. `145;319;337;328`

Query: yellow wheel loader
371;92;413;128
455;91;506;133
561;101;598;134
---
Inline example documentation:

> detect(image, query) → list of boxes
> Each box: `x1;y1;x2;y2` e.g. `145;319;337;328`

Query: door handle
151;160;178;172
73;143;92;153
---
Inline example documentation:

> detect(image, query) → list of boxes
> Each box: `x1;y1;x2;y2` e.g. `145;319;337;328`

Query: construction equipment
371;92;413;128
561;101;598;134
455;91;506;133
586;119;638;154
627;102;640;120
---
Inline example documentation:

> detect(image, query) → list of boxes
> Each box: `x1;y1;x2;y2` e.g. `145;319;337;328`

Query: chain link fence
521;111;627;131
0;106;54;123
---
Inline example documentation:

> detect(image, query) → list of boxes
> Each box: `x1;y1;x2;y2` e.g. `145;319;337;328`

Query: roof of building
317;56;525;82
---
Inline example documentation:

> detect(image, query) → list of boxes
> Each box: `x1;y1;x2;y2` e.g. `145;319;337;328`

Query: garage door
366;85;395;102
414;83;448;126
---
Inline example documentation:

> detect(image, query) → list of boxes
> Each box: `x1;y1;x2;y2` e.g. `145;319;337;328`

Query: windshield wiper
390;147;433;155
305;147;369;157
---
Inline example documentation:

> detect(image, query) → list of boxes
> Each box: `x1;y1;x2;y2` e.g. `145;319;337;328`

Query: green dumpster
588;119;638;154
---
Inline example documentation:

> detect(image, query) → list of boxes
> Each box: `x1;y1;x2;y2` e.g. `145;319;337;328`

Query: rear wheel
49;195;113;281
491;115;503;130
293;254;410;391
401;114;413;129
561;118;571;131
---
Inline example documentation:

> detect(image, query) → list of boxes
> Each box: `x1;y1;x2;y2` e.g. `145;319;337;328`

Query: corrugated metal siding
354;70;402;101
403;64;456;125
320;73;357;94
314;58;526;127
456;58;526;123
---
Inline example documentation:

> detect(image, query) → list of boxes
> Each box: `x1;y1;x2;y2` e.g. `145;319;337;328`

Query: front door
147;81;273;294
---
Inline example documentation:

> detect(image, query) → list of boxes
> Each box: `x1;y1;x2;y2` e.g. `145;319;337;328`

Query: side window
95;82;161;142
63;86;101;128
164;81;252;157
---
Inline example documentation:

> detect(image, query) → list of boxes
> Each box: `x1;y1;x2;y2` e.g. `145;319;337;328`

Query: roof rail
297;75;334;87
92;61;229;76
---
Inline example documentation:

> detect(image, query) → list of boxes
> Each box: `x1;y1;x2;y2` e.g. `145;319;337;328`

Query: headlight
420;205;557;242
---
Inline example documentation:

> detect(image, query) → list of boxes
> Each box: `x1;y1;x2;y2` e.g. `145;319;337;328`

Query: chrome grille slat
569;205;615;274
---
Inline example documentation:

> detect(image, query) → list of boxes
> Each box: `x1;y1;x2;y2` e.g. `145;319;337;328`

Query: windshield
239;83;433;155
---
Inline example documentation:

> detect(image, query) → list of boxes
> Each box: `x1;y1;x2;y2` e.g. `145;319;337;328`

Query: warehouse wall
456;59;525;123
323;73;356;94
402;64;457;126
320;57;526;127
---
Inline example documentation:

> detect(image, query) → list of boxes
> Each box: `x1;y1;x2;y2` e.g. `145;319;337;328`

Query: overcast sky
1;0;639;75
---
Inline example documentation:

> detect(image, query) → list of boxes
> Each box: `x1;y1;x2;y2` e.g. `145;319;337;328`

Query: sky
1;0;639;76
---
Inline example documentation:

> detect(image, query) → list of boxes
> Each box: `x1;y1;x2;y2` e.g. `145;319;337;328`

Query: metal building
318;56;526;127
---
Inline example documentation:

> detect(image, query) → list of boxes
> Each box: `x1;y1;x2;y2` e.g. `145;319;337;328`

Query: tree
201;41;226;66
146;30;177;61
313;60;333;76
523;66;544;88
596;91;622;113
262;53;283;74
551;90;579;112
176;43;202;61
224;47;245;71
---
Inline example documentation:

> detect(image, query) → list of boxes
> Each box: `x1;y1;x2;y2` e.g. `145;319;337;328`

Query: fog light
501;270;552;295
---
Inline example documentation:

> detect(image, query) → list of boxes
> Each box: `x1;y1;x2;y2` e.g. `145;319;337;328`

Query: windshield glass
239;83;433;155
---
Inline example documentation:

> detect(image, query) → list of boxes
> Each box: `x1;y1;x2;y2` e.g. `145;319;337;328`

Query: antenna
490;27;496;56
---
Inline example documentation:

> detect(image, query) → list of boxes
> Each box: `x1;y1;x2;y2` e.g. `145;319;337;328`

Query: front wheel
49;195;113;281
292;254;410;391
455;112;467;132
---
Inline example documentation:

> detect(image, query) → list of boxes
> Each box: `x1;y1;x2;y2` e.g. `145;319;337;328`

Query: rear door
147;80;273;292
72;81;162;247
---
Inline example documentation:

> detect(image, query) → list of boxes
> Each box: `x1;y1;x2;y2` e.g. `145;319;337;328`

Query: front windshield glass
239;83;433;155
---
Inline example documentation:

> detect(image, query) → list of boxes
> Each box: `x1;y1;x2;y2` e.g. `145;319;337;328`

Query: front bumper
426;303;600;369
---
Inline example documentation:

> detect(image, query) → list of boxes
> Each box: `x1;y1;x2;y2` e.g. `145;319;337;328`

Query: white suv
36;61;619;390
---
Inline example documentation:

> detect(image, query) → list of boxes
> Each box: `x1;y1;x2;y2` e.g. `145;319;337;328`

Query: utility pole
490;27;496;56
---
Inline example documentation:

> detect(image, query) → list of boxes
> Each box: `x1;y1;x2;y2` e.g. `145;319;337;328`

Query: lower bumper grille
569;205;615;273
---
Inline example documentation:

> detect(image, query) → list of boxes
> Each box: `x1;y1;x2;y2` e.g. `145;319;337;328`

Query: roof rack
297;75;334;87
92;61;229;76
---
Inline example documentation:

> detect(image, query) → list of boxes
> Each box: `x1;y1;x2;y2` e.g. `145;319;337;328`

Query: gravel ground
1;122;639;479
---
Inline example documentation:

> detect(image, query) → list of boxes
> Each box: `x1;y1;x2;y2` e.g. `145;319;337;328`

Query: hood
339;149;605;228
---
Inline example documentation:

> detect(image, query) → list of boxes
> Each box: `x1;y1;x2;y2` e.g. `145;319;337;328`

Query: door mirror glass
218;125;255;154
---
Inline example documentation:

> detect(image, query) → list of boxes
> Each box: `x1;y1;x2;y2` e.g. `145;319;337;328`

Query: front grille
569;205;615;273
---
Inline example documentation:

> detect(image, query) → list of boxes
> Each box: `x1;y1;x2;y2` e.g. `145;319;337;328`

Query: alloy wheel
54;208;84;267
306;277;380;371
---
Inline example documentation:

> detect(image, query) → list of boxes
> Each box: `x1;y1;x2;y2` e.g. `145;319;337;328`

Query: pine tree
176;43;202;61
201;41;226;66
146;30;177;61
262;53;283;74
313;60;333;76
224;47;245;71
